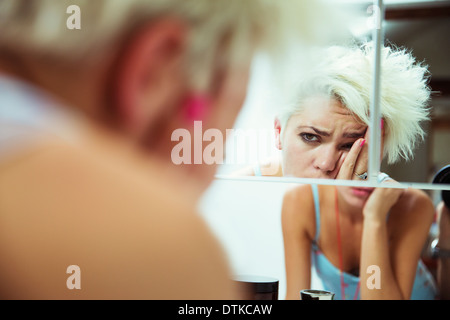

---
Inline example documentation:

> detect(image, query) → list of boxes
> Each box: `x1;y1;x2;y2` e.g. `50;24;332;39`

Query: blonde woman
277;43;438;299
0;0;317;299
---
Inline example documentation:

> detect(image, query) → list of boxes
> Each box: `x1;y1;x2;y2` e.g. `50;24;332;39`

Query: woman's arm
231;156;283;177
359;186;404;299
360;187;434;299
281;185;315;299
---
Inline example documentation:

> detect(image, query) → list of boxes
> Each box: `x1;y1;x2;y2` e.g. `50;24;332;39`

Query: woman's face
337;185;374;209
277;96;367;179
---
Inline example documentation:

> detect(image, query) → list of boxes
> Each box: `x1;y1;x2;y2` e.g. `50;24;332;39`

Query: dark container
433;165;450;208
300;289;335;300
233;275;279;300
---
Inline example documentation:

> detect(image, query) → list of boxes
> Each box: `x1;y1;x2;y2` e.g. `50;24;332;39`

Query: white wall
198;178;323;300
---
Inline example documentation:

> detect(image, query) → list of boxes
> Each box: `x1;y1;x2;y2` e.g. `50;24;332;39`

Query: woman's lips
351;187;374;198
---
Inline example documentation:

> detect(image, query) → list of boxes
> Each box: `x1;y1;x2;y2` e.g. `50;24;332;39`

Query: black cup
433;165;450;208
300;289;335;300
233;275;279;300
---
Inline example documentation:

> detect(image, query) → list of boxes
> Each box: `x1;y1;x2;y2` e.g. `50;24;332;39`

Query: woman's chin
340;187;374;208
350;187;374;199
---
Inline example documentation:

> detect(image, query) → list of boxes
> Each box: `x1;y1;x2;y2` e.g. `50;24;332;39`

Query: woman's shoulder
390;187;435;222
259;157;283;176
283;184;333;205
380;173;433;215
0;131;237;298
398;188;434;211
230;156;282;177
281;184;322;239
283;183;314;203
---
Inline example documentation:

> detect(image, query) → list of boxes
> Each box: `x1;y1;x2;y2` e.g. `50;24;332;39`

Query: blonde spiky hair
278;41;431;164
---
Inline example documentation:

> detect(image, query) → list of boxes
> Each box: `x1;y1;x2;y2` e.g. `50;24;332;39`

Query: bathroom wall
199;179;324;300
382;15;450;183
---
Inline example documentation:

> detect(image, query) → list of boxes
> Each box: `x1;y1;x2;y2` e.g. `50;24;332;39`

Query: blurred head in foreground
0;0;328;299
0;0;322;193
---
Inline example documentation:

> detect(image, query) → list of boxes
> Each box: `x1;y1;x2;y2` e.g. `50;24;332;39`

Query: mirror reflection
200;178;450;300
200;0;450;301
218;0;450;185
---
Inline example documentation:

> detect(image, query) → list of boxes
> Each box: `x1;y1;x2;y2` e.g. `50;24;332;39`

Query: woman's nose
313;145;340;174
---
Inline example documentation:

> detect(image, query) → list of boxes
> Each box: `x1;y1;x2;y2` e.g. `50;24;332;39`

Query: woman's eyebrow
342;130;366;139
297;126;366;139
297;126;330;137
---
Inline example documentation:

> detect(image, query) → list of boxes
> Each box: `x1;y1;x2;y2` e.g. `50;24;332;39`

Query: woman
276;43;438;299
0;0;314;299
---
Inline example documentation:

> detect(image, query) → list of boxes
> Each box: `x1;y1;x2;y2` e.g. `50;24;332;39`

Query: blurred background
378;0;450;184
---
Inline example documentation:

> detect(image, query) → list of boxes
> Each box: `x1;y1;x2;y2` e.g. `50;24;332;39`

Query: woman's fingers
363;178;405;219
336;138;366;180
353;129;369;180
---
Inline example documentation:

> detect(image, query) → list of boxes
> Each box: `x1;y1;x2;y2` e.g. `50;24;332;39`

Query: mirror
198;0;450;301
380;0;450;184
200;179;294;300
214;0;450;187
199;178;444;300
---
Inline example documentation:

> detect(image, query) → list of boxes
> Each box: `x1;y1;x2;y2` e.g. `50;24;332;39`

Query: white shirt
0;74;81;160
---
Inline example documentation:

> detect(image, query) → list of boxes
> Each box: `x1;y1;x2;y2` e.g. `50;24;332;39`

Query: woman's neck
335;187;364;224
0;51;112;123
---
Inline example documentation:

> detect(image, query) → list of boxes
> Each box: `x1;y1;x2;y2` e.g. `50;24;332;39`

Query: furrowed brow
298;126;331;137
342;130;366;139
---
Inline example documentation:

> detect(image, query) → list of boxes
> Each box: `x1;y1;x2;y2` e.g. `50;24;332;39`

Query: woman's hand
363;180;405;222
335;129;369;181
334;123;404;221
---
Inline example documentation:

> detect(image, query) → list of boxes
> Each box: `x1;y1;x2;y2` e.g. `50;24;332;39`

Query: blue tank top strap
311;184;321;243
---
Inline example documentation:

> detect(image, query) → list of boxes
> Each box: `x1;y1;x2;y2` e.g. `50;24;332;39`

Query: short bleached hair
278;42;431;164
0;0;325;92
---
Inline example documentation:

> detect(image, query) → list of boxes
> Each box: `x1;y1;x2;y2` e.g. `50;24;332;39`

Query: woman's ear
274;117;282;150
110;18;188;139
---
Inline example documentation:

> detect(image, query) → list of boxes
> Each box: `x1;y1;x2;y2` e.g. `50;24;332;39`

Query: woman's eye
300;133;319;143
342;142;355;150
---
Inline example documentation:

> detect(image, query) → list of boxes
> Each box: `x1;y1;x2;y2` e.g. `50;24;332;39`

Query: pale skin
238;97;368;178
262;97;435;299
0;17;252;299
282;183;434;300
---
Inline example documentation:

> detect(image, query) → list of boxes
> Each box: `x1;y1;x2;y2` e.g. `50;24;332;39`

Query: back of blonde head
0;0;326;91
